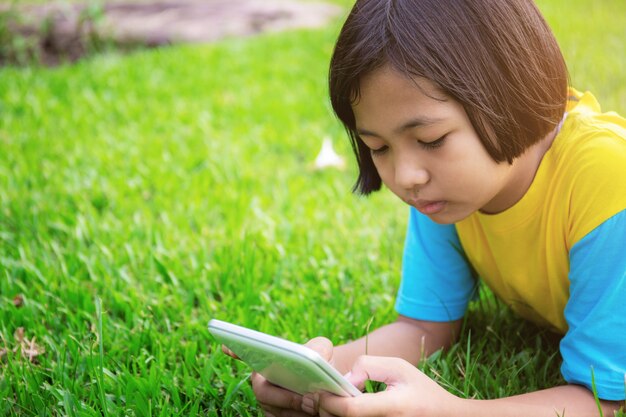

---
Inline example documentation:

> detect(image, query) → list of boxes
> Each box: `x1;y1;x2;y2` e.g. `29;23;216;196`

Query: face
352;66;529;224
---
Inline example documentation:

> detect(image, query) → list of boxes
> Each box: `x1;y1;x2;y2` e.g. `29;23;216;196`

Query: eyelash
419;135;447;150
369;135;447;156
370;146;389;156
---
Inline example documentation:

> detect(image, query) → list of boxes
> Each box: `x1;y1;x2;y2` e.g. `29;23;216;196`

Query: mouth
410;199;447;215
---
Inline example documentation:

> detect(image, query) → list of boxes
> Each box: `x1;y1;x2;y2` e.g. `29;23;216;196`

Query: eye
370;145;389;156
419;135;447;150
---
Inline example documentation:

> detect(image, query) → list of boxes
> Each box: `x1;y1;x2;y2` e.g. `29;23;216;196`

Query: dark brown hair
329;0;569;194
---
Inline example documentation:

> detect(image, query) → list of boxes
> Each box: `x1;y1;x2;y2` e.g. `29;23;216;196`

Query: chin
427;208;472;225
427;215;457;225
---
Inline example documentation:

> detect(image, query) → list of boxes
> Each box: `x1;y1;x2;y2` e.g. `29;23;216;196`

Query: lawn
0;0;624;416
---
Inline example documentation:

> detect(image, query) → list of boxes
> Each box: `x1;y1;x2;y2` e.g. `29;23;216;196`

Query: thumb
304;337;334;362
319;388;390;417
346;356;411;388
221;344;240;360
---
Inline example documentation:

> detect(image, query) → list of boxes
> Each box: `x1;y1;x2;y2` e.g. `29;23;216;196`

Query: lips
411;199;447;215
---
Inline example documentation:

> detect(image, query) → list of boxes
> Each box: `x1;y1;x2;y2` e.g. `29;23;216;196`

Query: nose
394;154;429;191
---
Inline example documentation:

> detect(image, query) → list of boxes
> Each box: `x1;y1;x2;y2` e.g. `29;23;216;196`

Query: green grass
0;0;624;415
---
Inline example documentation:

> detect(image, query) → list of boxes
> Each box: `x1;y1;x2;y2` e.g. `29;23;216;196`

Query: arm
332;315;461;374
461;385;622;416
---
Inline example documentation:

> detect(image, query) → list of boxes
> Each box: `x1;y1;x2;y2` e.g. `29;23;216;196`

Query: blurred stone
101;0;344;44
0;0;343;65
13;294;24;308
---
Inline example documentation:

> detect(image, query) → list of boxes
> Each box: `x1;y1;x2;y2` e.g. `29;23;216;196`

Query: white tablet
208;319;361;397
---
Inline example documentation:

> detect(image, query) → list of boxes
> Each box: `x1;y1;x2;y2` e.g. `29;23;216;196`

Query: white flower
314;137;345;170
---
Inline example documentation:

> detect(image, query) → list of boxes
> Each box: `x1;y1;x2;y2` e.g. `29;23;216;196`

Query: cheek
437;152;501;197
372;158;392;183
374;160;408;199
445;140;498;179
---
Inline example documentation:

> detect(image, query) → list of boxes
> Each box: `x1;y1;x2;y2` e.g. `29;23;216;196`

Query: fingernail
343;371;352;379
302;396;314;410
302;399;315;415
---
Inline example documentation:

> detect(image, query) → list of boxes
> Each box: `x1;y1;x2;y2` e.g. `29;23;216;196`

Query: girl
243;0;626;415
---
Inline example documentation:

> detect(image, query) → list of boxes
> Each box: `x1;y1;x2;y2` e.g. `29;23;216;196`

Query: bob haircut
329;0;569;195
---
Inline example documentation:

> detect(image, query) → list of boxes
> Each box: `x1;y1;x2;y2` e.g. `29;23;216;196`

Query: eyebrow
357;116;445;138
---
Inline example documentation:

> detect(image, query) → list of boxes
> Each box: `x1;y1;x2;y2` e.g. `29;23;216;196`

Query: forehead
352;66;456;129
359;65;447;100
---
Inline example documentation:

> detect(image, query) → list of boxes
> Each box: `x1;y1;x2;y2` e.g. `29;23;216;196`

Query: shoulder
562;116;626;193
548;97;626;244
556;105;626;176
560;88;626;157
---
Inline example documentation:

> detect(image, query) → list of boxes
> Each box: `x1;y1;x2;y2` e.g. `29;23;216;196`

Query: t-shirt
395;89;626;400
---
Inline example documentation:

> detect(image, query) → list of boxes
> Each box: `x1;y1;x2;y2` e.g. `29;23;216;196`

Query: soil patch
1;0;343;66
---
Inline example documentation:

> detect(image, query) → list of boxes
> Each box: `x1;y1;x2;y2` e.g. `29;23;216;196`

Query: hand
224;337;335;417
318;355;460;417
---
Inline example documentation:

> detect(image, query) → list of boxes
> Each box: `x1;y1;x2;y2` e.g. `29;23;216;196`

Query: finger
221;344;240;360
319;408;336;417
252;372;304;411
259;403;278;417
301;392;319;415
346;356;410;388
304;337;334;362
319;356;418;417
319;390;389;417
281;411;317;417
318;391;351;417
